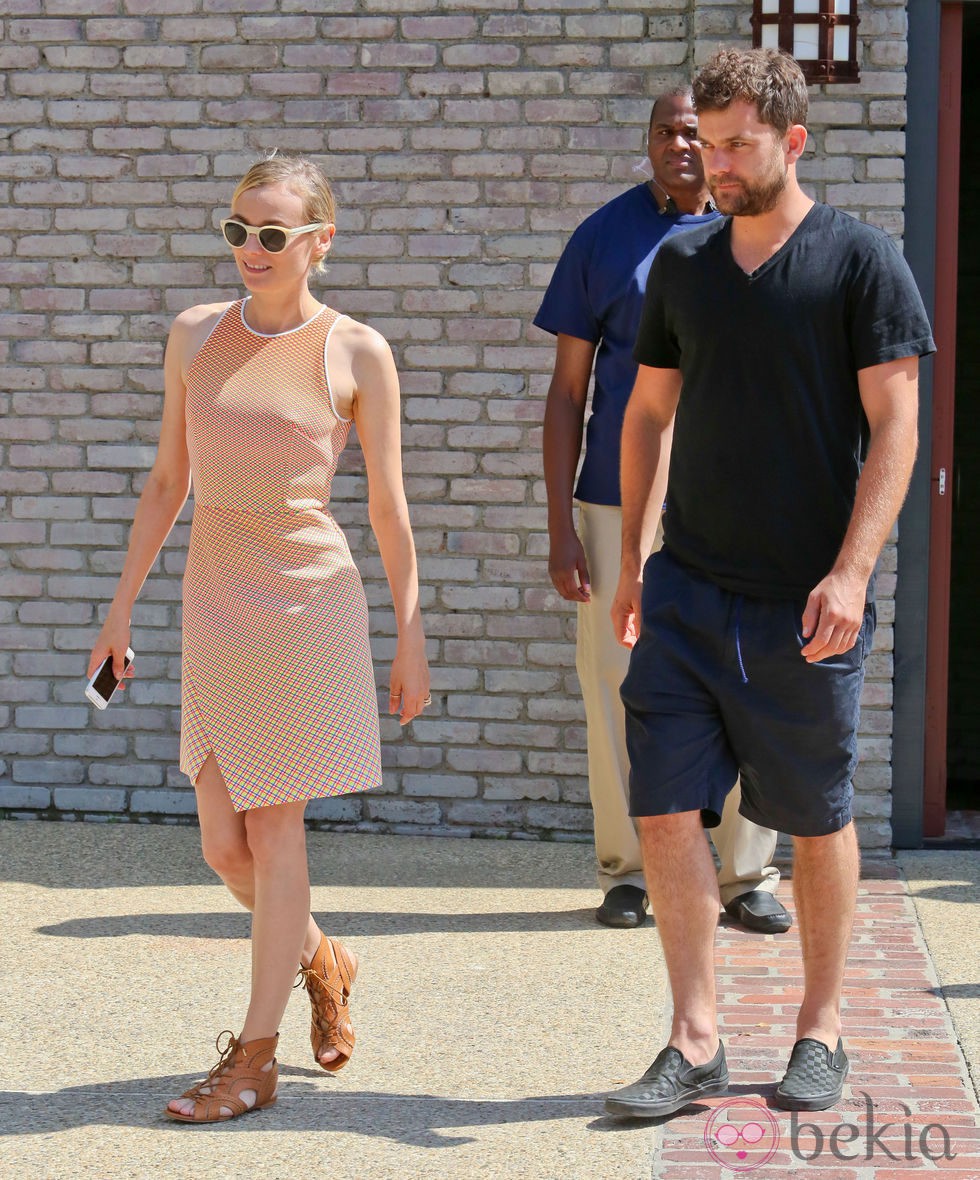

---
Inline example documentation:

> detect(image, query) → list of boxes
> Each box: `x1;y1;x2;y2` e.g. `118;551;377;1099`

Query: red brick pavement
649;867;980;1177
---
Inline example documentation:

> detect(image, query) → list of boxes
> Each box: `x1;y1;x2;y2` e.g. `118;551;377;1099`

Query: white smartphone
84;647;134;709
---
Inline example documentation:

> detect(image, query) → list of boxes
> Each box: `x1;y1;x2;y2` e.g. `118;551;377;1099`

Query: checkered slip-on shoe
773;1037;849;1111
604;1043;729;1119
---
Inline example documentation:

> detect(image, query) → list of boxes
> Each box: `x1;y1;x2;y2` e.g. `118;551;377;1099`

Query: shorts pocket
791;598;877;664
857;600;877;662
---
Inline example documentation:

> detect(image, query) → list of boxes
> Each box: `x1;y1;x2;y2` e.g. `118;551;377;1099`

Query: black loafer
724;889;792;934
596;884;647;929
605;1043;729;1119
773;1037;849;1111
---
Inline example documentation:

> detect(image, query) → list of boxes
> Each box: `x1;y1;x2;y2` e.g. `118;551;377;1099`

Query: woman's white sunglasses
220;218;324;254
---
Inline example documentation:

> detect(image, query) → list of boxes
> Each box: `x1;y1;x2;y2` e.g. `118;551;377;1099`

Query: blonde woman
88;157;429;1123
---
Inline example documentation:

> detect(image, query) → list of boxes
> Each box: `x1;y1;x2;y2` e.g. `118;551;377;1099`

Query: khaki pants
576;501;780;904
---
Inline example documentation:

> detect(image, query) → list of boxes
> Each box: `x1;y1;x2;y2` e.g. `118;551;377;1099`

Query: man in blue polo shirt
536;89;788;933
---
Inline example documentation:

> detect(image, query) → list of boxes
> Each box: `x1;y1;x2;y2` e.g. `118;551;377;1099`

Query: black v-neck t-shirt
633;202;936;599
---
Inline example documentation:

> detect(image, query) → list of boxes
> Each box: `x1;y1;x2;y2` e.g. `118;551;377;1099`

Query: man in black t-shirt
536;91;786;936
603;49;935;1120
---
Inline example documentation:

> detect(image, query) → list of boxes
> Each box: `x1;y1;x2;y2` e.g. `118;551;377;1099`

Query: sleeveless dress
179;298;383;811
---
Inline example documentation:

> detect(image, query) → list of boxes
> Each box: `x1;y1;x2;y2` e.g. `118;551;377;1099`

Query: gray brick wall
0;1;910;849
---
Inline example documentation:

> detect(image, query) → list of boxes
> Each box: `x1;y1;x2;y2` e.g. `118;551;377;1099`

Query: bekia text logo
704;1094;957;1170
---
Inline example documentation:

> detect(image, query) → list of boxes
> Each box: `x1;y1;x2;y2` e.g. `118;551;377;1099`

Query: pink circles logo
704;1099;781;1171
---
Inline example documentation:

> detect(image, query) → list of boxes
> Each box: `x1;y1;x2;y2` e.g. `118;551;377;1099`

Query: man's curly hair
692;48;808;135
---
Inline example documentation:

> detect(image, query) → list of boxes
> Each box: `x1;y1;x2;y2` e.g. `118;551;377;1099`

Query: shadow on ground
929;983;980;1000
0;1078;630;1147
35;908;606;940
905;882;980;904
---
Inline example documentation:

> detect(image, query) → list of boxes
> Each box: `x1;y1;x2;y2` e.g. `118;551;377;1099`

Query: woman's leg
239;798;312;1043
194;753;329;976
167;757;279;1117
195;755;319;1037
193;757;340;1054
194;754;253;906
245;800;354;1069
169;761;333;1115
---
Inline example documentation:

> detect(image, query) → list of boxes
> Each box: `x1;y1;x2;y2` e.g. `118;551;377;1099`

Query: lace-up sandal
300;933;358;1072
164;1031;279;1123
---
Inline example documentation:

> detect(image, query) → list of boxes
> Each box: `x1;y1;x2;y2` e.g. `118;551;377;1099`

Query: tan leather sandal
164;1031;278;1123
299;932;358;1072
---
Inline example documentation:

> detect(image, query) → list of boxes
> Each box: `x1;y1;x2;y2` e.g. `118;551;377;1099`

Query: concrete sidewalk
0;822;977;1179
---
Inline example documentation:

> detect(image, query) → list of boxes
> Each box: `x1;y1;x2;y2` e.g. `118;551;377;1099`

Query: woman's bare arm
346;321;430;725
87;306;222;681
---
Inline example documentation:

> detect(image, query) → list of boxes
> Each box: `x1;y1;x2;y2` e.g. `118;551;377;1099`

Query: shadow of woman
35;908;601;942
0;1073;617;1148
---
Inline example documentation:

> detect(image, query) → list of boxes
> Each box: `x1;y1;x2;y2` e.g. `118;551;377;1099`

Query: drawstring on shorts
733;595;749;684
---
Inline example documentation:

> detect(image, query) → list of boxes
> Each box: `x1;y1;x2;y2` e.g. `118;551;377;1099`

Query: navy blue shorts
620;549;875;838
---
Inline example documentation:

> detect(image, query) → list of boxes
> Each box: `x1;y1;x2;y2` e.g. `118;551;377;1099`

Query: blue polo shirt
534;182;719;505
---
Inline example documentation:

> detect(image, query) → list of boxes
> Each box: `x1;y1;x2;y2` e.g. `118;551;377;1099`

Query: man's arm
611;363;681;648
800;355;920;662
543;333;598;602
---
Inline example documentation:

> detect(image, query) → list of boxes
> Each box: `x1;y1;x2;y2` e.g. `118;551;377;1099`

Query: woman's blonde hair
232;155;336;274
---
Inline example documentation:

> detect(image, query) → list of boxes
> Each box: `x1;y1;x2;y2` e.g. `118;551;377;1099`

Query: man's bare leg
638;810;721;1064
605;809;729;1118
792;821;860;1049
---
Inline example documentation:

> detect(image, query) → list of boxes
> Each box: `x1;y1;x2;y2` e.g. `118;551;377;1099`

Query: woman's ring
423;694;432;707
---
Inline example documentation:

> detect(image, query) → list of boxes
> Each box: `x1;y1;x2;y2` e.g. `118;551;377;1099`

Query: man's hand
549;528;591;602
800;570;868;663
611;568;643;649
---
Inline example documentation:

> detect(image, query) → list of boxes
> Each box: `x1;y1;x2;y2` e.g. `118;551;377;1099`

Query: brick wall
0;0;910;850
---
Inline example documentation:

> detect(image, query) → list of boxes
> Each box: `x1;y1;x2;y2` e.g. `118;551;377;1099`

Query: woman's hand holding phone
86;613;136;708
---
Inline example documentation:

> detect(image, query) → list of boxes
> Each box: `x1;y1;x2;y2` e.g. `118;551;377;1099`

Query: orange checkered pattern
179;299;383;811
